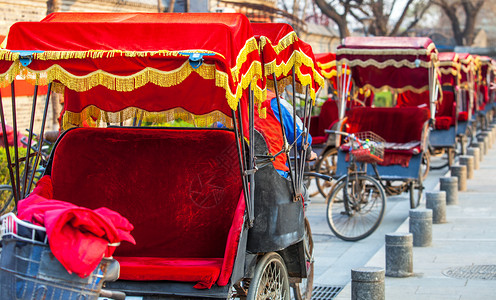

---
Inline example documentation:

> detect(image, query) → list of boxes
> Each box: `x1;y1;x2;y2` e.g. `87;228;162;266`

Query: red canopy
0;13;263;128
315;52;337;89
251;23;323;102
438;52;460;87
458;53;475;89
336;37;439;94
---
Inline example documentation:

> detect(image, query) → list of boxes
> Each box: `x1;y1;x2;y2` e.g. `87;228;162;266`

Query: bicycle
325;131;387;241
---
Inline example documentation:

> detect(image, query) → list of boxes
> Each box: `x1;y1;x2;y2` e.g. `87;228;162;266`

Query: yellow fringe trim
361;83;431;95
439;68;459;76
62;106;234;130
337;42;437;57
31;49;222;60
338;58;435;69
0;61;22;88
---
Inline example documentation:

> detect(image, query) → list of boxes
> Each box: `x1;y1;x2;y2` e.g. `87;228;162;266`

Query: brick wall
0;0;158;35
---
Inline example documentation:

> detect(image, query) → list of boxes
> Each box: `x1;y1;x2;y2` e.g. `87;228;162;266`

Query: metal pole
27;83;52;192
299;86;313;186
248;85;255;226
273;73;298;197
233;107;252;225
21;85;39;198
291;66;299;188
0;89;19;207
10;81;20;201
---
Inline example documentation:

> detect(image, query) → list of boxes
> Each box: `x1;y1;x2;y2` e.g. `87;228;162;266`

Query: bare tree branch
389;0;415;36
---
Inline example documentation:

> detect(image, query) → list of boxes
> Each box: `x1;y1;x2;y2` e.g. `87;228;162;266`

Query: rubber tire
409;166;424;209
0;185;14;214
326;175;386;241
315;148;338;198
247;252;290;300
291;218;314;300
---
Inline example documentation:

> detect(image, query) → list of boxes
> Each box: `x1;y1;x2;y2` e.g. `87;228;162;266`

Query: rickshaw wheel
326;175;386;241
247;252;290;300
409;170;423;209
428;147;449;170
421;151;430;180
0;185;14;214
291;218;314;300
315;148;338;198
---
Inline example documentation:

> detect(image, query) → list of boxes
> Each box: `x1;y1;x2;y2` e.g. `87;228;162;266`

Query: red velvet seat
345;107;429;166
309;99;339;145
49;127;245;289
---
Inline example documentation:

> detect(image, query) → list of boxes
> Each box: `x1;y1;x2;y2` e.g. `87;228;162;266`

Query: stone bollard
385;233;413;277
351;267;385;300
440;177;458;205
467;147;480;170
409;209;432;247
473;142;484;160
426;191;447;224
459;155;474;179
450;165;467;191
484;130;493;147
484;135;490;153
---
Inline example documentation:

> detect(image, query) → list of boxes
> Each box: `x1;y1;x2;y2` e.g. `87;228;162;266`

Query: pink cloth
18;176;135;278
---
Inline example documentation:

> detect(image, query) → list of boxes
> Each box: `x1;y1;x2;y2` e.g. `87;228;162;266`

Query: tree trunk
46;0;61;15
314;0;350;39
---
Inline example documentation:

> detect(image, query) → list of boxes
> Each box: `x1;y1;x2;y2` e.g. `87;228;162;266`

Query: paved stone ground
333;139;496;299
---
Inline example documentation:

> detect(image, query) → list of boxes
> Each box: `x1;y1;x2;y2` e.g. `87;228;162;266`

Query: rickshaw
251;22;325;300
424;52;461;169
307;52;341;197
477;56;494;127
332;37;436;222
456;53;477;149
0;12;321;300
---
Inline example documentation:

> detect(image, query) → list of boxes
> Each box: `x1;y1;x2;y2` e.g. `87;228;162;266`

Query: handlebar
99;289;126;300
304;172;332;182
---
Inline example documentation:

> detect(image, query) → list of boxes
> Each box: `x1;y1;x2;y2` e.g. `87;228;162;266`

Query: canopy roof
437;52;460;87
251;23;323;101
336;36;439;94
315;52;337;89
457;53;475;88
0;12;263;128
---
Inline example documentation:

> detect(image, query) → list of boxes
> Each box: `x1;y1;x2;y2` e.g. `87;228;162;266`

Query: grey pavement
330;137;496;299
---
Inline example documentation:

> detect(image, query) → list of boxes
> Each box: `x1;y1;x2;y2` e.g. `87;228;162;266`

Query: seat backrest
346;107;429;143
316;100;339;137
49;127;243;259
437;90;456;118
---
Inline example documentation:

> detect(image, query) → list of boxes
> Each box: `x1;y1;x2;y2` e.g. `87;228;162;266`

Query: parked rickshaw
0;13;322;300
306;52;342;197
477;56;494;126
425;52;461;169
333;37;436;214
456;53;477;149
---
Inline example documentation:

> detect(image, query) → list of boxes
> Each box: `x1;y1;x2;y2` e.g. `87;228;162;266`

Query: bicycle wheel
315;148;338;198
0;185;14;214
428;147;449;170
326;175;386;241
292;218;314;300
247;252;290;300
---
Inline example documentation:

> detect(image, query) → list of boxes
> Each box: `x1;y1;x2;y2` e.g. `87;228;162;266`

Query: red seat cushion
435;116;452;130
311;136;327;145
345;107;429;166
116;257;223;289
458;111;469;121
